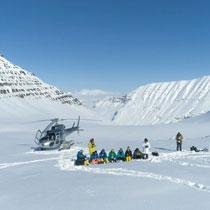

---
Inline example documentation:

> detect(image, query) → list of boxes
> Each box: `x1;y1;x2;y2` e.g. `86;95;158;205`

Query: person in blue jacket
117;148;125;161
75;150;89;166
90;150;102;164
108;149;117;162
99;149;108;163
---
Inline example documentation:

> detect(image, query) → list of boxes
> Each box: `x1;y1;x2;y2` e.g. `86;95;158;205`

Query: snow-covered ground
1;116;210;210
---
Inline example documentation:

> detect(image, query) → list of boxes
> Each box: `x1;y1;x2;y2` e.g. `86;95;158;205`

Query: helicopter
34;116;83;151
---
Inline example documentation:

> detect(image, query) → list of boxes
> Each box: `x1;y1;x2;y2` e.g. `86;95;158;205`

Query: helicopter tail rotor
77;116;80;127
76;116;81;134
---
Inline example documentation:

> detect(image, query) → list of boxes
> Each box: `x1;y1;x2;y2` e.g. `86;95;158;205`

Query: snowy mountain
94;76;210;125
2;55;210;126
0;55;95;121
0;55;81;105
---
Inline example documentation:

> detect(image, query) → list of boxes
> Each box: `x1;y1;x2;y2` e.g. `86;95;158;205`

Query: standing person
125;146;132;161
142;138;150;159
176;132;183;151
88;138;96;155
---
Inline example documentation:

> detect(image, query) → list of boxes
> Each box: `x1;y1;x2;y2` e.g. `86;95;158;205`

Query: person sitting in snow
99;149;108;163
88;138;96;155
90;151;100;164
125;146;132;161
176;132;183;151
142;138;150;159
117;148;125;161
108;149;117;162
75;150;89;166
133;148;145;159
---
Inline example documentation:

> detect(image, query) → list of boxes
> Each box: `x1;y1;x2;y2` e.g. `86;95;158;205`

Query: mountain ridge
92;75;210;125
0;55;81;105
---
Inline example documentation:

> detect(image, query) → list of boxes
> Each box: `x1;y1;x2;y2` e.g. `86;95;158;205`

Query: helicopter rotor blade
77;116;80;127
22;119;49;124
22;118;59;124
22;117;102;124
79;118;102;122
59;118;102;122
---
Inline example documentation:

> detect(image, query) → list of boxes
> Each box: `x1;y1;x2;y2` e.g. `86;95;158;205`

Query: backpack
190;146;199;152
152;152;159;156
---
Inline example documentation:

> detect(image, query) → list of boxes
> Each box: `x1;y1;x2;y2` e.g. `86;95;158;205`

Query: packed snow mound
0;55;81;105
95;76;210;125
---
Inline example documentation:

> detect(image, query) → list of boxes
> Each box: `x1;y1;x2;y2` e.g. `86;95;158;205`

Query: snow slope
0;97;95;122
94;76;210;125
0;56;97;120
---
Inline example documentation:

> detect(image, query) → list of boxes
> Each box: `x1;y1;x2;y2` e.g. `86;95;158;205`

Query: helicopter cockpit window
49;133;55;140
55;133;60;140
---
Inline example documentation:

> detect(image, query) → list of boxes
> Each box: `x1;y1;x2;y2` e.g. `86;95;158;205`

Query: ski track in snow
0;146;81;170
1;148;210;193
151;151;210;168
0;157;58;169
57;154;210;193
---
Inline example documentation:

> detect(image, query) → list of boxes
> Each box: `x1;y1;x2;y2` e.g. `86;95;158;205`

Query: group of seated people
75;146;149;166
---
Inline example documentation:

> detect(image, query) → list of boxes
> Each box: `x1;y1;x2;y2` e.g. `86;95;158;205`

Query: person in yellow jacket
88;138;96;155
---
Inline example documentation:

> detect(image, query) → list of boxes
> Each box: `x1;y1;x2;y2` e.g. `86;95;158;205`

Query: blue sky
0;0;210;92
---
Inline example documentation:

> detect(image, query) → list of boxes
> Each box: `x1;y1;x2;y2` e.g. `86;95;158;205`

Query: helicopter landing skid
58;140;74;151
31;140;74;152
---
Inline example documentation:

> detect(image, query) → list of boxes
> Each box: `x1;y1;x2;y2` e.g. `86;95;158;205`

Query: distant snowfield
0;97;97;123
0;116;210;210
